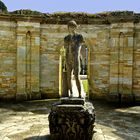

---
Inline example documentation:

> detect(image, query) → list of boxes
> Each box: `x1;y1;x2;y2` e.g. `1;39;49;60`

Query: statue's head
67;20;77;34
67;20;77;28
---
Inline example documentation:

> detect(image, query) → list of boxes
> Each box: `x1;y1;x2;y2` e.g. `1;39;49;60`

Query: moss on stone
10;9;43;16
0;9;139;24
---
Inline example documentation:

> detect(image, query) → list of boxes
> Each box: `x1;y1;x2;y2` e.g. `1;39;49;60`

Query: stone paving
0;99;55;140
0;99;140;140
0;76;140;140
93;101;140;140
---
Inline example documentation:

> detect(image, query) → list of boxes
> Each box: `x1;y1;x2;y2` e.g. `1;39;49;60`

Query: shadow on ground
0;99;59;115
91;100;140;140
0;99;140;140
24;135;52;140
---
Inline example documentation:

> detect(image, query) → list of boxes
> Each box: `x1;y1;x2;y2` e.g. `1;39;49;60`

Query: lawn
82;80;88;93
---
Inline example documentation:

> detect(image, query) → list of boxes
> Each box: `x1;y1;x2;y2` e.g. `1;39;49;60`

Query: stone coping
51;98;94;113
55;104;85;111
0;10;140;24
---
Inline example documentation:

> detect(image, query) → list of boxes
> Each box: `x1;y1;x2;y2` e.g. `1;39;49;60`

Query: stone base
41;92;60;99
108;93;120;102
49;97;95;140
134;94;140;103
16;93;27;101
0;93;16;102
121;94;134;103
30;92;41;100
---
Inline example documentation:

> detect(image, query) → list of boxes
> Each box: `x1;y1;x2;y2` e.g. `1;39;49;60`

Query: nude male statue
64;20;84;98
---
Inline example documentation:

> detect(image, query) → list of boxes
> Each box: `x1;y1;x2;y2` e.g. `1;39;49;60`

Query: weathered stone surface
61;97;85;105
49;98;95;140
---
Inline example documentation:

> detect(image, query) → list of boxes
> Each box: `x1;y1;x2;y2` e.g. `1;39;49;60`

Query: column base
16;93;27;101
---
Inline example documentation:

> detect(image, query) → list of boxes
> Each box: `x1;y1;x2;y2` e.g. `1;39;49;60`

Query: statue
63;20;84;98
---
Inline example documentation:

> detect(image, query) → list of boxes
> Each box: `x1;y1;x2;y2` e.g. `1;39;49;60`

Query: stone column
133;23;140;102
30;34;40;99
16;34;27;100
121;34;134;102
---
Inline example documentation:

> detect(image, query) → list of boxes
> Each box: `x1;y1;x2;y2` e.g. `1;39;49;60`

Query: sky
2;0;140;14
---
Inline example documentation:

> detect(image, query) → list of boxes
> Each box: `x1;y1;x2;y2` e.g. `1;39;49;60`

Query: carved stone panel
49;98;95;140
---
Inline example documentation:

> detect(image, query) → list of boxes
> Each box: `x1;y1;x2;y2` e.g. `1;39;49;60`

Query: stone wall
88;23;135;102
0;21;16;100
133;23;140;102
40;24;65;98
0;11;140;102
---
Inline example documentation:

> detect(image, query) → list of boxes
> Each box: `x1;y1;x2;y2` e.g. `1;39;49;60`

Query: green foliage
10;9;43;15
82;80;88;93
0;0;8;12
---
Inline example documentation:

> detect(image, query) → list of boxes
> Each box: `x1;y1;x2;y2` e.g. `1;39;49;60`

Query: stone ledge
61;97;85;105
55;104;84;111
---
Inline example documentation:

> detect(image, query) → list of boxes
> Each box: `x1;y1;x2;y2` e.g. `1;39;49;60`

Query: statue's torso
64;34;84;64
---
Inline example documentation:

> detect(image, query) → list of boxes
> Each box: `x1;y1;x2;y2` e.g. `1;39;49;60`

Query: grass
82;80;88;94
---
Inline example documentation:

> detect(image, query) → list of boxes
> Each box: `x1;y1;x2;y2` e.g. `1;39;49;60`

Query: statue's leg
66;65;73;96
74;66;81;98
75;75;81;98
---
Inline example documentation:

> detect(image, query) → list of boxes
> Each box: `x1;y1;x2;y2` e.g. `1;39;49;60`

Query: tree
0;0;8;12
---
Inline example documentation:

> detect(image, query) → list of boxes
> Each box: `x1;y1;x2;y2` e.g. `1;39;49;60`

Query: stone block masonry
0;11;140;102
0;21;16;100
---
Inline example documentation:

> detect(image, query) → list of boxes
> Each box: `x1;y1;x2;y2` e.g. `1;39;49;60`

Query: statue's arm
79;34;85;44
62;37;68;71
64;36;69;49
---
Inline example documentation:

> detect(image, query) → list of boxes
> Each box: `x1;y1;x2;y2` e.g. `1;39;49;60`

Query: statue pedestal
49;97;95;140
